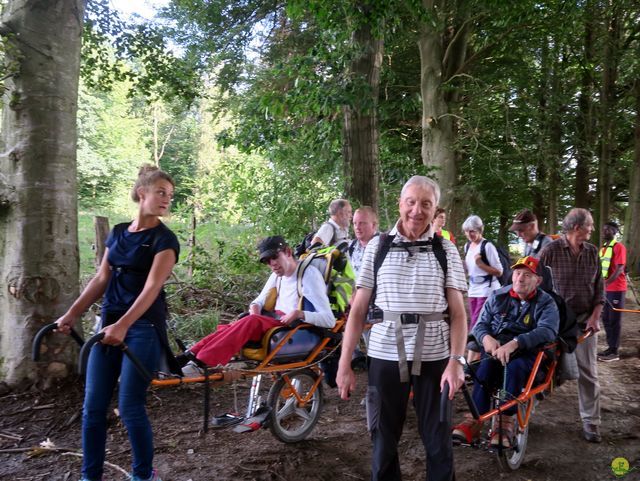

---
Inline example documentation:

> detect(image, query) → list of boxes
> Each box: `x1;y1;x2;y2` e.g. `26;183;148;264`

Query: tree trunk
533;37;550;230
0;0;85;386
188;212;197;278
596;5;620;244
342;5;383;211
625;80;640;277
574;1;595;208
418;0;469;214
547;46;566;233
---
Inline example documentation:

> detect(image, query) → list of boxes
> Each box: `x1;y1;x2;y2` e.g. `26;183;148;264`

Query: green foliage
169;310;220;347
77;81;151;210
82;0;202;104
0;31;23;88
74;0;640;339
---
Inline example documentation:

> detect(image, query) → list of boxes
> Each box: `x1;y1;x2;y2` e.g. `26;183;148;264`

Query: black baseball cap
604;221;619;231
510;209;537;231
257;236;288;262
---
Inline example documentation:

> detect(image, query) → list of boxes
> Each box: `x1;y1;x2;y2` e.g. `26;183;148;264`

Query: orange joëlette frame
473;330;592;430
151;317;346;387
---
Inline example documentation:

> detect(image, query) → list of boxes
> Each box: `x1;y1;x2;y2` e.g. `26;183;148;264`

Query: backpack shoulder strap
348;238;358;257
431;233;448;277
322;221;337;245
479;239;490;265
296;255;316;300
532;232;547;254
373;233;394;279
370;233;394;307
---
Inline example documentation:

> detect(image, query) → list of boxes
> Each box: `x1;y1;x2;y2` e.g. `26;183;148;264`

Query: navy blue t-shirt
102;222;180;325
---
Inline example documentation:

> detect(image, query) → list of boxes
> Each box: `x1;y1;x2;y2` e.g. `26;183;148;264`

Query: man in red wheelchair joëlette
452;256;560;447
177;236;336;373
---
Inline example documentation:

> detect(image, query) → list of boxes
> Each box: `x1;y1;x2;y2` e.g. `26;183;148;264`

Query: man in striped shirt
337;176;468;481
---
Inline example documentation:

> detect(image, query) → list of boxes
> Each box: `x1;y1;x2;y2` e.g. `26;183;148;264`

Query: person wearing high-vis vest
598;221;627;362
433;207;456;244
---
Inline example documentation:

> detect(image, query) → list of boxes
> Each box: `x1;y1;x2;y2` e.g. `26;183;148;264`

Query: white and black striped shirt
357;222;467;362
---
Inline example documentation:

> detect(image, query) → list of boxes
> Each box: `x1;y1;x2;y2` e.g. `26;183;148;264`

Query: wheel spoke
275;397;297;421
293;406;312;421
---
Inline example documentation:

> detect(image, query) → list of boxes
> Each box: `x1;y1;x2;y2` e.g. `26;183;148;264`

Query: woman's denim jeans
81;320;161;481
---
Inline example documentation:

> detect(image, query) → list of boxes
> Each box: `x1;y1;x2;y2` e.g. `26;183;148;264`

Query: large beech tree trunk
343;4;383;211
418;0;469;222
0;0;85;386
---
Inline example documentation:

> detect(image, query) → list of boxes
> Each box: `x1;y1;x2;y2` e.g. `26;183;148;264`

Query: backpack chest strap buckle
383;312;447;324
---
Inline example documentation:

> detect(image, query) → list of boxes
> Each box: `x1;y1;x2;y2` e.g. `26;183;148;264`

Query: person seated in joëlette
178;236;335;374
452;256;559;447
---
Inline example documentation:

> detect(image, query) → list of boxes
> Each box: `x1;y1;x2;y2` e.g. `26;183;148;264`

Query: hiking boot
490;414;515;448
598;350;619;362
131;469;162;481
452;414;483;444
583;423;602;443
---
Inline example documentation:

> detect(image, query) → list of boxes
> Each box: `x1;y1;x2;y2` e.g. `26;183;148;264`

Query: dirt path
2;312;640;481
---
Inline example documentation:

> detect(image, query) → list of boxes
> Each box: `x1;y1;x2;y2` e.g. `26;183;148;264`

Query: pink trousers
468;297;488;329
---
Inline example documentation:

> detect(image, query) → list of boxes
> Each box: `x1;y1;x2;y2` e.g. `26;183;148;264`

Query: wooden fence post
94;216;110;270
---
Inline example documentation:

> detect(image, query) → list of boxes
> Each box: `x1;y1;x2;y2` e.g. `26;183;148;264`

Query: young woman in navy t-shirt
56;165;179;481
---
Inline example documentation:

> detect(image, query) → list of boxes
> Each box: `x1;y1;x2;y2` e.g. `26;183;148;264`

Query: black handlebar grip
32;323;85;361
32;324;57;361
78;332;106;377
78;332;153;382
440;382;451;423
69;328;85;347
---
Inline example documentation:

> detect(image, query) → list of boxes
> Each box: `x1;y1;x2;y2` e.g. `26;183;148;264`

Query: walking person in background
347;206;379;363
539;208;604;443
55;165;180;481
311;198;353;247
462;215;503;329
348;206;379;277
433;207;456;244
598;221;627;362
509;208;553;259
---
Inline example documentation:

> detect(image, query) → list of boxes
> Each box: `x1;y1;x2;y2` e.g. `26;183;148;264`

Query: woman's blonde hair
131;164;174;202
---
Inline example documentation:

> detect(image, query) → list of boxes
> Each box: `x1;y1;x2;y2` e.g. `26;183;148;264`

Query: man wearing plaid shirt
539;208;604;443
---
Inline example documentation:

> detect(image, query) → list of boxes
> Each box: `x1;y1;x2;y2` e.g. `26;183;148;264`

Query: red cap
511;256;539;275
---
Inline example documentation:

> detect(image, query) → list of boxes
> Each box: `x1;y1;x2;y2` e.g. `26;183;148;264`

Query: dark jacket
471;285;559;351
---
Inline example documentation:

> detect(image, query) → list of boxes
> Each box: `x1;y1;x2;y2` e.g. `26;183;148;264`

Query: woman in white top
462;215;503;328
